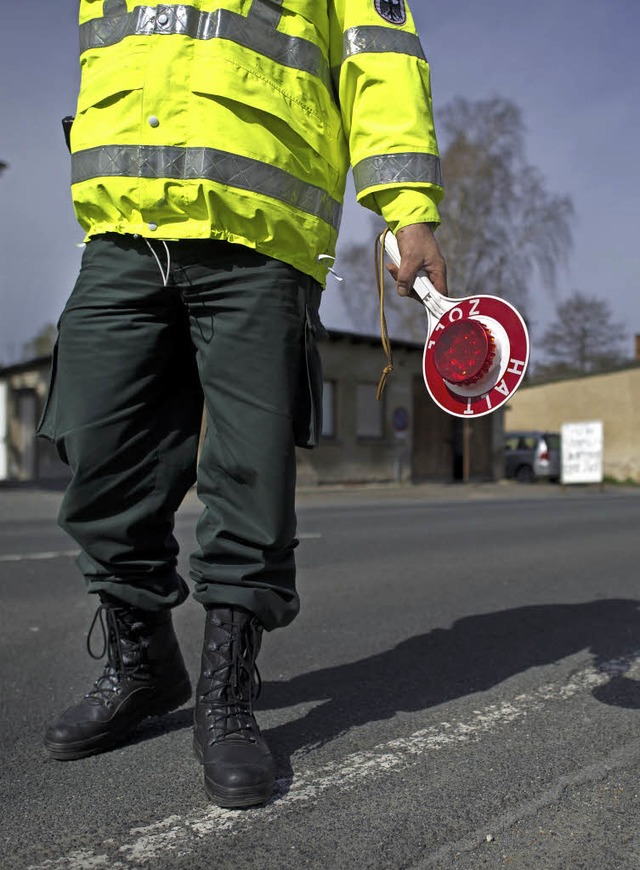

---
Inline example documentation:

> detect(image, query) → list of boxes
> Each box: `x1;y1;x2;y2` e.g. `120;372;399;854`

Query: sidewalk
2;478;637;524
294;478;567;508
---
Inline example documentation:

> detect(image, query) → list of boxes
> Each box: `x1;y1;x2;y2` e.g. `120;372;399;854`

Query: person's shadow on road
133;598;640;791
256;598;640;793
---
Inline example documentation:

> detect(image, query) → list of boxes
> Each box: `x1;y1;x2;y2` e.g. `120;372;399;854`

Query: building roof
0;328;423;380
0;355;52;378
325;327;423;353
524;358;640;388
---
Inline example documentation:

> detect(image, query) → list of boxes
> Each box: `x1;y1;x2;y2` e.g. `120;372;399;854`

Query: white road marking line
0;549;79;563
26;651;640;870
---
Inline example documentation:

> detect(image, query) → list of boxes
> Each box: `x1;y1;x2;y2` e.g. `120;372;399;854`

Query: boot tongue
205;661;256;739
118;636;147;673
200;610;261;739
84;603;152;706
205;637;247;702
85;665;120;705
107;610;152;678
209;699;257;741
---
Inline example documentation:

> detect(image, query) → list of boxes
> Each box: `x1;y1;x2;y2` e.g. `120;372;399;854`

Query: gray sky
1;1;638;364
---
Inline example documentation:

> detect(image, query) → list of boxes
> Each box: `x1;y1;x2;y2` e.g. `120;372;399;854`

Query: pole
463;420;471;483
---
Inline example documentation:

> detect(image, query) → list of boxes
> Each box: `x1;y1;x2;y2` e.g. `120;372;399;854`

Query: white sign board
0;381;6;480
561;421;604;485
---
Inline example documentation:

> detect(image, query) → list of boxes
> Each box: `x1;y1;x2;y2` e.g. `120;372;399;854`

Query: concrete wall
297;334;421;485
298;331;503;485
506;365;640;482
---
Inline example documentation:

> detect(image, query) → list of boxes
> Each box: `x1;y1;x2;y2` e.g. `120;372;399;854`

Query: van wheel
515;464;534;483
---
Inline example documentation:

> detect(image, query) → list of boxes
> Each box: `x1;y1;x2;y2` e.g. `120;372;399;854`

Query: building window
357;382;384;439
322;380;336;439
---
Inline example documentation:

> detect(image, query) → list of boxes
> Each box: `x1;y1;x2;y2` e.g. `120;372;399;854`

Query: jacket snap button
157;12;169;25
147;222;158;231
148;115;160;128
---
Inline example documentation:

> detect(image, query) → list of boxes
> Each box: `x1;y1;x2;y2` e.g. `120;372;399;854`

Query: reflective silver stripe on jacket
103;0;127;14
247;0;283;28
352;152;442;194
80;5;329;86
72;145;343;229
343;26;426;62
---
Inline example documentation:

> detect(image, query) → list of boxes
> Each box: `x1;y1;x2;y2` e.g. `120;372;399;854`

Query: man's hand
386;222;448;299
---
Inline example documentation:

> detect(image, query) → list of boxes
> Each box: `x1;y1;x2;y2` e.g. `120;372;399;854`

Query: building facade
0;356;64;482
0;330;505;485
299;330;504;485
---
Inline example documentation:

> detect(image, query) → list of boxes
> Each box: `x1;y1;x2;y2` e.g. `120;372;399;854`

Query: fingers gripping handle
382;231;440;307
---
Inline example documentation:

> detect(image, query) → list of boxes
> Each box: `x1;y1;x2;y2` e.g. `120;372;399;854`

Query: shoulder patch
374;0;407;25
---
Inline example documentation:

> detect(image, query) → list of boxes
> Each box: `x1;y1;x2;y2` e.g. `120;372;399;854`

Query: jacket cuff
371;188;442;233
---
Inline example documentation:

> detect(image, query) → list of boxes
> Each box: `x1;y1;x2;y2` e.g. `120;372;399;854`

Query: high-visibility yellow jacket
72;0;443;284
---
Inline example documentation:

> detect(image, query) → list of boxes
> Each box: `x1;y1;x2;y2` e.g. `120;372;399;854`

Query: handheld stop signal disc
383;232;530;418
423;296;529;418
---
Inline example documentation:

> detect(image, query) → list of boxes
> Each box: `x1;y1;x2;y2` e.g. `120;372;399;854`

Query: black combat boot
44;597;192;760
193;607;275;808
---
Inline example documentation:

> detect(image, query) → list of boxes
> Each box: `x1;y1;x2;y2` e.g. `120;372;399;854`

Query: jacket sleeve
328;0;443;231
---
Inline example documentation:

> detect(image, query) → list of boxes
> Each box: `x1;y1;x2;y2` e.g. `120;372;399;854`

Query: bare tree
536;291;628;377
21;323;58;360
337;97;574;342
437;97;573;312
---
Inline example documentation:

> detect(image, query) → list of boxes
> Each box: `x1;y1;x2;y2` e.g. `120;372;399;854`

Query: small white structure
0;381;7;480
561;420;604;485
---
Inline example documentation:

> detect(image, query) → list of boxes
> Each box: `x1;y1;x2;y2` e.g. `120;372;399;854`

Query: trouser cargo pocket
36;338;60;443
35;337;70;465
293;284;326;450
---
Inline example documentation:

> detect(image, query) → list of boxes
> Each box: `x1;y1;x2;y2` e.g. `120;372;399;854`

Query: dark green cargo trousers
37;234;323;630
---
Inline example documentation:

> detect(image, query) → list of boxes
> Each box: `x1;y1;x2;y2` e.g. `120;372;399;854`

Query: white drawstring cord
317;254;343;282
143;238;172;286
162;241;171;284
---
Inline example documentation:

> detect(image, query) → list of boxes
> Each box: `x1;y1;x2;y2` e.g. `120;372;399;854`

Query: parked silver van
504;431;561;482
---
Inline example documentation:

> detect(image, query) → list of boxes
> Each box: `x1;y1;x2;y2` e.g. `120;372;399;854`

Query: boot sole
45;680;192;761
204;779;274;809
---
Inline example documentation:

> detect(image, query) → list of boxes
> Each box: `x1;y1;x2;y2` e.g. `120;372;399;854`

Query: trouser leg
38;235;203;610
175;242;322;630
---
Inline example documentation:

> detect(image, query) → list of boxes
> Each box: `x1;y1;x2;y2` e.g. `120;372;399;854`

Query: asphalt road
2;482;640;869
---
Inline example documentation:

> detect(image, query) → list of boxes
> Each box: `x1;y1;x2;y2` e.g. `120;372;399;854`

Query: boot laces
84;604;148;706
202;613;263;743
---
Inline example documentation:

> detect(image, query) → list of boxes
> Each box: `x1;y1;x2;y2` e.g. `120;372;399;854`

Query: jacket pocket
76;58;145;114
190;49;343;187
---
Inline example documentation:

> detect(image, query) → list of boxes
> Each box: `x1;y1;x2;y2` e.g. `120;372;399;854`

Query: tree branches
436;97;573;314
336;96;574;343
536;291;628;377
